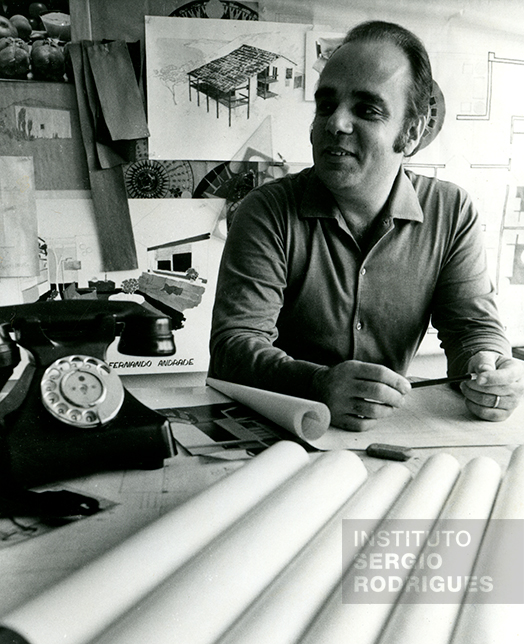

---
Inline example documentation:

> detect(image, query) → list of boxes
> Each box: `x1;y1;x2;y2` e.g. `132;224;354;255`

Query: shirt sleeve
430;187;511;375
209;184;324;398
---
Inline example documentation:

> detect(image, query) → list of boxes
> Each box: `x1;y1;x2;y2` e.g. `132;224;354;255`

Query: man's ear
403;115;427;157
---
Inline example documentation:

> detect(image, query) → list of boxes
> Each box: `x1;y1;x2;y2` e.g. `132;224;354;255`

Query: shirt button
356;321;363;331
360;267;366;276
383;219;390;226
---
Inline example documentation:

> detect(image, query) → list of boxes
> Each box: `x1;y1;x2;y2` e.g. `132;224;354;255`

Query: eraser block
365;443;413;461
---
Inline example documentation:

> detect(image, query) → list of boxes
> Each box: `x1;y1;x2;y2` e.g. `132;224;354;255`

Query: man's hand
312;360;411;431
460;351;524;421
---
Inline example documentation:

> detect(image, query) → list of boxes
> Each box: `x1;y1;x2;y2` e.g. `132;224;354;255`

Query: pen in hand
410;373;477;389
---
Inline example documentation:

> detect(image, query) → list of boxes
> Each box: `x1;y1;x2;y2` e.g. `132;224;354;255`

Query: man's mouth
325;147;355;157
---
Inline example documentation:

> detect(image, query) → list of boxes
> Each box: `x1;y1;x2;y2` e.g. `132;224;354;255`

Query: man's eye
315;100;336;116
356;104;382;119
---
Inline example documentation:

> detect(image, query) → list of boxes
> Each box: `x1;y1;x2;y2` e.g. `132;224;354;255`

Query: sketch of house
146;232;210;280
187;44;298;126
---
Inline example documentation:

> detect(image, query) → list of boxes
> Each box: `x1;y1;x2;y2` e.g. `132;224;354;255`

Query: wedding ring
492;395;501;409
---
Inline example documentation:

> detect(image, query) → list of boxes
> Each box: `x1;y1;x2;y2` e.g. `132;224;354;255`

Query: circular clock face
124;159;194;199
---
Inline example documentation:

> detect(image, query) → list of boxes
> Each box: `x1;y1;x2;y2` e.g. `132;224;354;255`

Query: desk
0;383;522;642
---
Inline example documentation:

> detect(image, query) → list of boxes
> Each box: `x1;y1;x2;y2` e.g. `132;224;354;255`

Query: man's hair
343;21;433;153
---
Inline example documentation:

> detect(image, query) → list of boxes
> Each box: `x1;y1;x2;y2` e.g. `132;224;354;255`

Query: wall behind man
74;0;524;348
6;0;521;391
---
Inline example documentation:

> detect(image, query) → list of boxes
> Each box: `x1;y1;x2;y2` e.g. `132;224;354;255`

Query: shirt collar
386;168;424;223
300;167;424;223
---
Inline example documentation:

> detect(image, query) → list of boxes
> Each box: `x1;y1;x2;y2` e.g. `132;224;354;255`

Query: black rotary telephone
0;300;177;512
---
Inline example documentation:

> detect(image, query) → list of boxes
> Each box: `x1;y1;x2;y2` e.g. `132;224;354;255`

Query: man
209;21;524;430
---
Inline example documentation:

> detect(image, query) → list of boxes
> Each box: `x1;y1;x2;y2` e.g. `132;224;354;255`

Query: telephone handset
0;300;177;489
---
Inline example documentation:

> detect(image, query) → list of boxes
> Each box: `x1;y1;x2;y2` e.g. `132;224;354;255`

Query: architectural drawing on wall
457;52;524;122
187;44;297;126
470;159;512;170
0;156;38;278
123;138;197;199
146;17;315;162
193;115;298;237
455;51;524;172
511;116;524;143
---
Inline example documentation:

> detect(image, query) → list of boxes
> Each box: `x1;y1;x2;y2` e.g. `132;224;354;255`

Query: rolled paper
217;462;412;644
89;450;368;644
300;452;462;644
206;377;331;443
0;441;310;644
450;445;524;644
377;456;502;644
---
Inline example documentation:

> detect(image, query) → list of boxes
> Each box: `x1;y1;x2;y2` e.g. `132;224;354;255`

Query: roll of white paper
377;456;502;644
450;444;524;644
217;462;412;644
0;441;310;644
206;377;331;442
300;452;461;644
90;450;368;644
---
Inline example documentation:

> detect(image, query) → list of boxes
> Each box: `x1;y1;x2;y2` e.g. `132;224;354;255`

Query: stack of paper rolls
298;452;462;644
0;441;311;644
375;456;502;644
88;449;368;644
1;442;521;644
450;444;524;644
216;461;412;644
0;442;369;644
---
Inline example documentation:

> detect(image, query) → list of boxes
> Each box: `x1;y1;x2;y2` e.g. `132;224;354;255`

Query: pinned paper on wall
0;81;89;191
0;156;38;278
145;16;316;163
103;198;225;375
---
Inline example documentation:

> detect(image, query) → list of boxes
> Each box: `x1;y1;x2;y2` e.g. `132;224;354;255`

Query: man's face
312;39;415;204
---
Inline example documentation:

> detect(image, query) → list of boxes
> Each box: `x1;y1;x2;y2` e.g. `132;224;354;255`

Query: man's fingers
462;386;520;413
352;380;409;407
330;394;402;430
464;398;512;422
352;398;400;419
332;414;378;432
355;365;411;394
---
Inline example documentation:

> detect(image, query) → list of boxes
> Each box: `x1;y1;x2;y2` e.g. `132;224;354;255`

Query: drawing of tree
154;59;201;106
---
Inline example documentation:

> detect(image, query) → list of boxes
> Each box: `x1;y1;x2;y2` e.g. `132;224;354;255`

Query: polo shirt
209;166;510;400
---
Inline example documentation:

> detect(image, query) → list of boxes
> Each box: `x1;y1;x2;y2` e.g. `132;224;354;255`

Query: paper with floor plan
206;378;524;450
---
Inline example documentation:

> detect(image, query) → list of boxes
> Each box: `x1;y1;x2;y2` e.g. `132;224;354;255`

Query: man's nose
326;106;354;136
